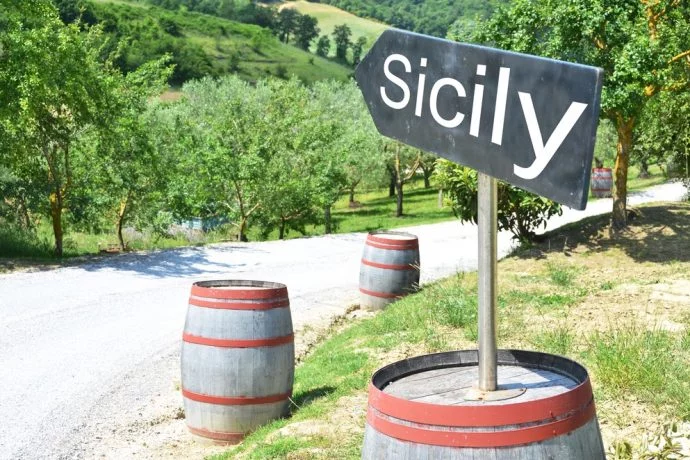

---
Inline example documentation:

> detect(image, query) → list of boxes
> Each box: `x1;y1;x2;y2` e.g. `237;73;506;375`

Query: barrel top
191;280;288;301
384;365;577;406
368;231;418;242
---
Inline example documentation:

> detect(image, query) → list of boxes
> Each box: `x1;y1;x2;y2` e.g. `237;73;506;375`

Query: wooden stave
181;280;295;443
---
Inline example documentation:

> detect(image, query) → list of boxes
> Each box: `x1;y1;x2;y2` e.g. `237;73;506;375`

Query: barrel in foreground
181;280;295;444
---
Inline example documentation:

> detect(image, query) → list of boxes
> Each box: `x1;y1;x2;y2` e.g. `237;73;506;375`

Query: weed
531;325;574;356
585;326;690;418
546;261;579;287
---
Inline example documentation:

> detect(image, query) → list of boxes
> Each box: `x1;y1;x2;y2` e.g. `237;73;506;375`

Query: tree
332;24;352;61
276;8;299;44
0;1;122;256
435;160;562;243
634;90;690;183
463;0;690;230
80;59;173;250
310;80;382;232
418;151;437;188
351;36;367;66
316;35;330;57
385;141;421;217
170;76;275;242
294;14;320;50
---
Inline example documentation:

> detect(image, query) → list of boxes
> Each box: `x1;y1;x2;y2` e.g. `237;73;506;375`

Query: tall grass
0;224;54;259
586;326;690;419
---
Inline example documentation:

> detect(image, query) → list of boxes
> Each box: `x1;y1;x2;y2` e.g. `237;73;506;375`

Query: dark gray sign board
355;29;604;210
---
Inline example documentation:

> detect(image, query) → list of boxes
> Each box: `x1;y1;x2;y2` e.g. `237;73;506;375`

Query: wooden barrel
591;167;613;198
362;350;605;459
181;280;294;444
359;231;420;311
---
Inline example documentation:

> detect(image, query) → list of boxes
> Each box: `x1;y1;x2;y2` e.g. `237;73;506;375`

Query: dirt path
0;182;685;459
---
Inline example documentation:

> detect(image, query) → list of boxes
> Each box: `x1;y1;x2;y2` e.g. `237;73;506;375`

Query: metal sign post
477;173;497;392
355;28;603;397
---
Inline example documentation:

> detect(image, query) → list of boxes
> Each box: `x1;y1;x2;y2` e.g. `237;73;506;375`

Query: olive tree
0;1;121;256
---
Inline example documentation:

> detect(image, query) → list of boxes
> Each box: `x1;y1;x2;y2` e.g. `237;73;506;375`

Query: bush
434;160;562;243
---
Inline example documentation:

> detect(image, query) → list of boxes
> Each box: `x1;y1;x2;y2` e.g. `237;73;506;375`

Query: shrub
435;160;562;243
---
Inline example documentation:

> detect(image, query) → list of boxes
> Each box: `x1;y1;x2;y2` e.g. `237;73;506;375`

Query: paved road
0;182;686;459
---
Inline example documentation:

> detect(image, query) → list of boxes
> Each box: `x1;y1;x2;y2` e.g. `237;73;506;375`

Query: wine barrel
359;231;420;311
181;280;294;444
591;167;613;198
362;350;605;459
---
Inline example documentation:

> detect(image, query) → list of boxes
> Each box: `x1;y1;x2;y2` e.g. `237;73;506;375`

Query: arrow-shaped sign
355;29;603;210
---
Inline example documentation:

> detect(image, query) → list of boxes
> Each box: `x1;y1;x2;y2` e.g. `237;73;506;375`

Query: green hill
83;0;351;84
280;1;388;50
313;0;508;38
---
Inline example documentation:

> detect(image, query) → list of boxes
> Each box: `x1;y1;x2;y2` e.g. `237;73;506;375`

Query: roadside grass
218;201;690;459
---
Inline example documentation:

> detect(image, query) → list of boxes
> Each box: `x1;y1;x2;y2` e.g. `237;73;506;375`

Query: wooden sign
355;29;604;210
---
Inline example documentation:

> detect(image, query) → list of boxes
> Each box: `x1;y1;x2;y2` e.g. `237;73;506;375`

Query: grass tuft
586;326;690;418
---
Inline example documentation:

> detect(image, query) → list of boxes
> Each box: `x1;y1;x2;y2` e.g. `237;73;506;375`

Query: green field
90;0;352;84
281;0;388;51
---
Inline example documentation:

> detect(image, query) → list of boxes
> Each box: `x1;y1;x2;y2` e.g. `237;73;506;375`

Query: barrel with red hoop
362;349;605;459
359;231;420;311
181;280;294;444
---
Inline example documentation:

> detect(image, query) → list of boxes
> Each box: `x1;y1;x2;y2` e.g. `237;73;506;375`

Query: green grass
217;204;690;458
280;1;388;51
586;327;690;419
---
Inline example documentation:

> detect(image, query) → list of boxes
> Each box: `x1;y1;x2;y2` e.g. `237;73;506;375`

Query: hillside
280;0;388;50
315;0;508;38
84;0;351;84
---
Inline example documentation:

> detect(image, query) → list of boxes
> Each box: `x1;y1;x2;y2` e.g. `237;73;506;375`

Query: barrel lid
191;280;287;300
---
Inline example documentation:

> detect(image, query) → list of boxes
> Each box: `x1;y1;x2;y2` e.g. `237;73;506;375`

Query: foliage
462;0;690;229
317;0;506;38
316;34;330;57
52;0;349;85
332;23;351;60
0;1;124;256
634;90;690;185
435;160;562;243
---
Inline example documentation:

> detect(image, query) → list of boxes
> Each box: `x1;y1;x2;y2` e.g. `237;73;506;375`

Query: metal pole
477;173;497;391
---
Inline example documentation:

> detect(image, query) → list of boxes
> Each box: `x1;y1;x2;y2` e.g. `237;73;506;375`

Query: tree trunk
324;206;332;234
423;173;431;188
349;188;356;204
389;175;396;197
612;117;635;231
638;159;649;178
17;197;32;230
116;195;129;251
238;218;247;242
395;181;404;217
279;220;286;240
49;189;63;257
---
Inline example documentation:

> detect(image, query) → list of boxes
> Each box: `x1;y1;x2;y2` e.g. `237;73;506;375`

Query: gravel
0;182;686;459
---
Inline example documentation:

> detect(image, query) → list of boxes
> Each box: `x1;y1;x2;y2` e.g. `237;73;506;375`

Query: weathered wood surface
363;352;605;459
362;419;605;460
359;231;420;311
384;365;577;405
181;281;295;443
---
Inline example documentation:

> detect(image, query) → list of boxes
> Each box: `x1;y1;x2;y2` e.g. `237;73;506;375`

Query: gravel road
0;182;686;459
